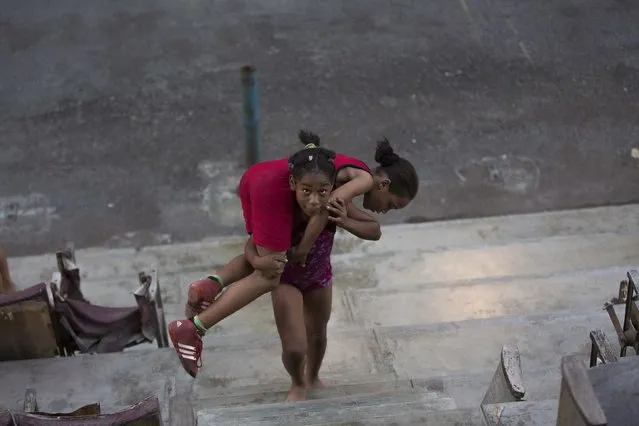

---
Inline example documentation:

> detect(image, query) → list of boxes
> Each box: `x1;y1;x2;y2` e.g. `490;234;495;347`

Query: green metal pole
241;65;261;168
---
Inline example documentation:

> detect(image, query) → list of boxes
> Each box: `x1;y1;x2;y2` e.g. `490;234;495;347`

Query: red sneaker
185;276;223;317
168;319;203;378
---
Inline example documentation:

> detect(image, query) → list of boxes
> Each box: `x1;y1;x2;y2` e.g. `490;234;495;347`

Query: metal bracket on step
610;278;638;305
605;270;639;358
23;389;38;413
589;329;618;367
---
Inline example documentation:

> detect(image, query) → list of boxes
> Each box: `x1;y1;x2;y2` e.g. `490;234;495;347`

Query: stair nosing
196;305;613;351
342;263;633;294
14;228;638;283
193;373;403;399
196;390;454;416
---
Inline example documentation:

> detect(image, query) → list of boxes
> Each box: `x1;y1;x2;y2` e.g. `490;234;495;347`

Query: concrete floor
1;0;639;256
0;205;636;419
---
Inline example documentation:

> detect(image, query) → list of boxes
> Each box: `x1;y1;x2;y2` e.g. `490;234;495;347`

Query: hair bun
375;138;400;167
298;129;321;148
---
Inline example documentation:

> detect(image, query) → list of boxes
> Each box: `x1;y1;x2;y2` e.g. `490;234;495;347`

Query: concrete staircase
1;204;637;425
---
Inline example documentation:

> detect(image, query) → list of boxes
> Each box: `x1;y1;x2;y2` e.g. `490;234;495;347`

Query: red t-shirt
333;154;370;175
238;154;370;252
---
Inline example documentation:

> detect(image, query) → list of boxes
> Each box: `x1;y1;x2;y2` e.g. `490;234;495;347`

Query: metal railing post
241;65;261;168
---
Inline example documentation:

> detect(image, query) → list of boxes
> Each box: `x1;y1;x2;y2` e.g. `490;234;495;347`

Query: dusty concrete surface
0;206;635;420
1;0;639;256
4;204;638;328
483;400;558;426
0;347;193;419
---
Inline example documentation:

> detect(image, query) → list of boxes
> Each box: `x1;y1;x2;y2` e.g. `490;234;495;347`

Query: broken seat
0;246;168;362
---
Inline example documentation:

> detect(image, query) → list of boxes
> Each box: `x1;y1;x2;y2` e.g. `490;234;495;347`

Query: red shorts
238;158;294;252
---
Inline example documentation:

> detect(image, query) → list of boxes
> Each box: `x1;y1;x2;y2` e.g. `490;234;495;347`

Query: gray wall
1;0;638;255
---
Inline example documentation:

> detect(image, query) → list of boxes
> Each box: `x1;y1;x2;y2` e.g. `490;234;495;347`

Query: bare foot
306;377;325;389
286;385;307;402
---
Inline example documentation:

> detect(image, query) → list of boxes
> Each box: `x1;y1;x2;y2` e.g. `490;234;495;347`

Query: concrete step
28;247;630;343
373;306;622;379
345;266;625;328
351;203;639;256
0;347;191;420
177;304;622;387
189;305;622;392
195;305;623;370
85;230;637;310
12;229;633;328
150;262;625;339
411;365;562;409
196;391;458;425
192;328;389;390
193;373;403;409
482;399;558;426
193;363;562;412
322;407;486;425
8;206;638;289
332;231;639;292
0;340;563;424
0;306;614;412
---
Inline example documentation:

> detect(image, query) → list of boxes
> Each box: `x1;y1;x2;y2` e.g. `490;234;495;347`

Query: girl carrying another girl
169;132;419;380
251;138;383;400
267;137;395;401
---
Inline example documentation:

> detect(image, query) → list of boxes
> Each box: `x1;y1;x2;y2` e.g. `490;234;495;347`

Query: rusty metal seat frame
605;270;639;358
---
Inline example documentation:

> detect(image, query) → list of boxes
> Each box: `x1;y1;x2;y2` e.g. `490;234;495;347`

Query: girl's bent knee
254;270;281;290
263;276;280;291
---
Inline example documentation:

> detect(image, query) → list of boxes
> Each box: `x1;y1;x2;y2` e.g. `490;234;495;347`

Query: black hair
374;138;419;199
288;130;337;182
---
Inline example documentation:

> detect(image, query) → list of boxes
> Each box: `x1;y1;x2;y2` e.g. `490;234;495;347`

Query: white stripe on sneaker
179;349;195;357
178;342;197;352
177;342;199;362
